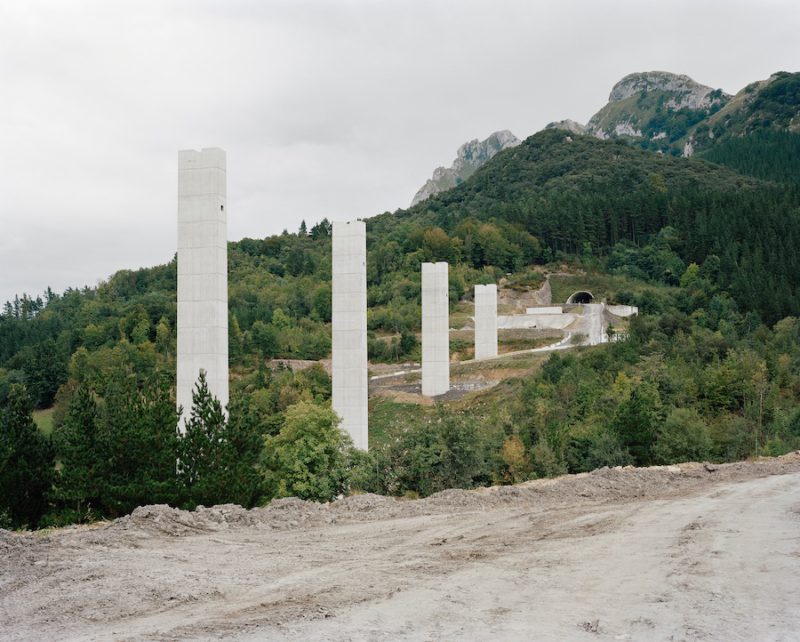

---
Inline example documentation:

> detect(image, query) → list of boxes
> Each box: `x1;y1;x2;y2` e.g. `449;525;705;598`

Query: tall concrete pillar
421;262;450;396
177;148;228;429
332;220;368;450
474;284;498;360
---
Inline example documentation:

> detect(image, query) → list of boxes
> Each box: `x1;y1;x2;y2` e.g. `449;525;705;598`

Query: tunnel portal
566;291;594;304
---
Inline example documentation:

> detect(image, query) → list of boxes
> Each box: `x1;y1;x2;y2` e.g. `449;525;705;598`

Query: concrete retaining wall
498;314;577;330
525;306;563;315
607;305;639;317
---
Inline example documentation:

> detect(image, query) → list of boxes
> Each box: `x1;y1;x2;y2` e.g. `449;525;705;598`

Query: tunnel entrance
566;291;594;304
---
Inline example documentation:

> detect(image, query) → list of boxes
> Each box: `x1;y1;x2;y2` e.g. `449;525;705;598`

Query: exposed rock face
614;122;643;137
606;71;728;109
411;130;520;206
545;119;587;135
582;71;732;155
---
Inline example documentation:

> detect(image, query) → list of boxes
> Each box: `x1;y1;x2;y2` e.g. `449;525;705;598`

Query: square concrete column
177;148;228;429
474;284;498;360
332;220;368;450
421;262;450;396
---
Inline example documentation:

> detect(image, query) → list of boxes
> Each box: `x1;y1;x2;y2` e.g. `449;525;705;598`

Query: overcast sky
0;0;797;303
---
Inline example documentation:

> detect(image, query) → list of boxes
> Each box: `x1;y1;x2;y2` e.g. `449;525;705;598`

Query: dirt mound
111;504;221;536
336;492;399;513
95;452;800;539
0;528;33;551
3;453;800;641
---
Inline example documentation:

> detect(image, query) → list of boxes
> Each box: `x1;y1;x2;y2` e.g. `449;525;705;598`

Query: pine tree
22;339;67;407
53;385;101;521
178;371;263;507
0;384;53;528
612;383;662;466
78;369;180;517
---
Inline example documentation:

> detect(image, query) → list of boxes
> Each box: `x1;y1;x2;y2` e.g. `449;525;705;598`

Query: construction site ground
3;453;800;641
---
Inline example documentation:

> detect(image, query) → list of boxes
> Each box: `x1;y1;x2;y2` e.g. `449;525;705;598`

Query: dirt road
2;455;800;641
583;302;607;346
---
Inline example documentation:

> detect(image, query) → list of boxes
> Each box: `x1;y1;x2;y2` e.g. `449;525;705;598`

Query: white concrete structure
607;304;639;318
332;220;368;450
498;313;577;330
177;148;228;428
474;284;498;360
421;262;450;396
584;303;607;346
525;306;563;315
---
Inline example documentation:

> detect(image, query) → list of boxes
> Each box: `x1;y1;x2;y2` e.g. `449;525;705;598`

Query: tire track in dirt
2;454;799;641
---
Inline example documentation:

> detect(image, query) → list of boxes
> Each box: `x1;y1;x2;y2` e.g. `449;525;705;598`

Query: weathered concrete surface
584;302;607;345
176;148;228;425
607;304;639;318
2;455;799;641
421;262;449;396
473;284;497;360
498;313;577;330
525;306;563;315
331;221;368;450
566;290;594;304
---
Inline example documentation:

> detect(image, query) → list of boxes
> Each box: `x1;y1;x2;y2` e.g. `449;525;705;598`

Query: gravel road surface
2;454;799;641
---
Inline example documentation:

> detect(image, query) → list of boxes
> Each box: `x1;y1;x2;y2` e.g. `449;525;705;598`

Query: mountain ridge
415;70;798;205
550;69;800;157
410;130;520;206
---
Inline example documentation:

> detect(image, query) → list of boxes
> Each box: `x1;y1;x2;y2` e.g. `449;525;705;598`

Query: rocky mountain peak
608;71;730;110
582;71;735;154
545;119;587;135
411;130;520;206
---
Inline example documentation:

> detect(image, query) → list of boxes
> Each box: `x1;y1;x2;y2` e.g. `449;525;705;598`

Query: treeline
0;214;536;411
3;126;800;405
4;257;800;528
4;124;800;528
390;130;800;324
354;271;800;496
4;129;800;405
1;364;348;529
699;131;800;184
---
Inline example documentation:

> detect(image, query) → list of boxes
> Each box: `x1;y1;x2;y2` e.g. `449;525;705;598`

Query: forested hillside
3;112;800;529
385;129;800;323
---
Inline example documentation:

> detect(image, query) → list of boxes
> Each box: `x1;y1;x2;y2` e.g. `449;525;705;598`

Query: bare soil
3;454;800;641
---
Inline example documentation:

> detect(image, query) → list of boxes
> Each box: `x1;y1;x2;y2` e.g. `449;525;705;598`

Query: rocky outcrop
605;71;729;109
582;71;732;153
545;119;587;135
411;130;520;206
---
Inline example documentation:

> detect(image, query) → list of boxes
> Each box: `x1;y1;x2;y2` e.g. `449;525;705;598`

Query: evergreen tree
612;383;662;466
224;394;265;507
53;384;101;521
22;339;67;407
310;218;331;239
178;371;263;507
96;370;180;516
0;384;53;528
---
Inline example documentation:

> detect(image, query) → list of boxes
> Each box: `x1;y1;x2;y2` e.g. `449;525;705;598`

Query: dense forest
3;117;800;529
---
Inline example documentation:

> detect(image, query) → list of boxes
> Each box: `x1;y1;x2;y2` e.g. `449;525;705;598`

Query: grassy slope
548;273;676;305
33;407;55;436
